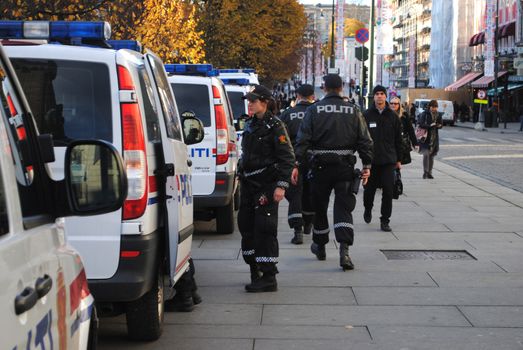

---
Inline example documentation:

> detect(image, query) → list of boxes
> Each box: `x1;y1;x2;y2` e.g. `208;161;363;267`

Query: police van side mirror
64;140;127;215
235;114;249;131
182;116;204;145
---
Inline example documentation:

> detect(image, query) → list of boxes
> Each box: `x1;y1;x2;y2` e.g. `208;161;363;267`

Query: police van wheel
87;305;99;350
125;265;164;341
216;201;235;234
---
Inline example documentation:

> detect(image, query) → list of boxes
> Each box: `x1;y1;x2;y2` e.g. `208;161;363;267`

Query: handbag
393;169;403;200
415;126;427;143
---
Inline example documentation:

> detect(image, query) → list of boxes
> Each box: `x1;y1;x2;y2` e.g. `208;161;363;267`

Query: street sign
477;89;486;99
355;46;369;61
355;28;369;44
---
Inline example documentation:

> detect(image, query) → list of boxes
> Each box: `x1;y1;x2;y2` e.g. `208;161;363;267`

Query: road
437;126;523;193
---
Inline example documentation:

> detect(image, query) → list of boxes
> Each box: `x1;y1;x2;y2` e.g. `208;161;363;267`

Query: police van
167;64;239;234
1;21;204;341
0;42;127;349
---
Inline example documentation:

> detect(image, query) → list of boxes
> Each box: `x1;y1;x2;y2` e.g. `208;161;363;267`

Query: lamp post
330;0;335;69
493;0;503;128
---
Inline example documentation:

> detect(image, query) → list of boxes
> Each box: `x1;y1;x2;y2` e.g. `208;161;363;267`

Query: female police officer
238;85;295;292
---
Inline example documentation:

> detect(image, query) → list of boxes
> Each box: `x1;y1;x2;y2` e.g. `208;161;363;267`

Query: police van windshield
170;83;211;127
227;91;246;120
11;58;112;146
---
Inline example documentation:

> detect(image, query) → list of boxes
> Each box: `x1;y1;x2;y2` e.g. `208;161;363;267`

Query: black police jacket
240;112;295;189
279;100;314;146
363;103;403;165
295;93;373;167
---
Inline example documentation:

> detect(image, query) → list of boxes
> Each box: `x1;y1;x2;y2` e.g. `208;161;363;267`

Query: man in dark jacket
362;85;403;232
295;74;373;271
279;84;316;244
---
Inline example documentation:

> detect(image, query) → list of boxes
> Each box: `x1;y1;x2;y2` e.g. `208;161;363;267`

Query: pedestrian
279;84;316;244
362;86;403;232
166;258;202;312
295;74;373;271
237;84;295;292
518;104;523;132
410;103;417;123
417;99;442;179
390;96;418;164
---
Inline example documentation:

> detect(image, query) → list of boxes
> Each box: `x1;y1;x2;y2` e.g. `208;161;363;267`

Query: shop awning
445;72;482;91
487;83;523;96
477;32;485;44
469;33;479;47
502;21;515;37
471;71;508;88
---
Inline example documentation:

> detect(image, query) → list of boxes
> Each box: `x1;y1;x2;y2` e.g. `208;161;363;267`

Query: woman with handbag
390;96;418;165
417;100;442;179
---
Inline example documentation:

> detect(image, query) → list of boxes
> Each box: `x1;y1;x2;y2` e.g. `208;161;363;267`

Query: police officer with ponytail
295;74;373;271
238;85;295;292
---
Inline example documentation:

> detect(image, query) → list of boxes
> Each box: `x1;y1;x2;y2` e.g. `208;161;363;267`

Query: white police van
218;68;260;86
167;64;239;234
1;21;204;341
0;42;127;349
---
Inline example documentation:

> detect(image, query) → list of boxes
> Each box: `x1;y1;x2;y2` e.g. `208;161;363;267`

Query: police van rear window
228;91;246;120
11;58;112;146
170;83;211;127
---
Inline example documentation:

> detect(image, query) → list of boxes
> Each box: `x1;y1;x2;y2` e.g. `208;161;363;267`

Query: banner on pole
375;0;394;54
408;35;416;88
336;0;345;59
484;0;496;77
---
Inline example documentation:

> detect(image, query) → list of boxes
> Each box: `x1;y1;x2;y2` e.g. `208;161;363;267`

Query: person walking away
362;86;403;232
390;96;418;165
237;85;295;292
417;100;442;179
279;84;316;244
295;74;373;271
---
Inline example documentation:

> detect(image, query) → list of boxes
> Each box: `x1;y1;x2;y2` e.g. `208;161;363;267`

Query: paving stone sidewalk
99;153;523;350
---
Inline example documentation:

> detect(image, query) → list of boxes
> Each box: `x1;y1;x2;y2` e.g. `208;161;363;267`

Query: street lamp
330;0;335;68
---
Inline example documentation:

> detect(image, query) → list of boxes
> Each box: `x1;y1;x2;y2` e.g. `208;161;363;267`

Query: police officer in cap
279;84;316;245
295;74;373;270
238;84;295;292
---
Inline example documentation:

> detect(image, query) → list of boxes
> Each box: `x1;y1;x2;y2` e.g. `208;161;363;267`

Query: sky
298;0;372;5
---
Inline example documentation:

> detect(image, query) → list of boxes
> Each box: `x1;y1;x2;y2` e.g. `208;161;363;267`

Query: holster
351;168;362;194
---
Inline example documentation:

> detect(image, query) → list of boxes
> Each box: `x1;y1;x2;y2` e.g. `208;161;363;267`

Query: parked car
0;41;127;349
2;20;204;341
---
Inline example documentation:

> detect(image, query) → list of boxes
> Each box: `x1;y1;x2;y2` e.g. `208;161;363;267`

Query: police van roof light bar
219;68;255;74
0;20;111;41
164;64;218;77
108;40;142;52
220;78;251;86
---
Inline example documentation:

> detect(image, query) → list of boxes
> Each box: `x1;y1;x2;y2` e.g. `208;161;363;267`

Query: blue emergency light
219;68;256;74
0;20;111;41
164;64;218;77
108;40;142;52
220;78;250;85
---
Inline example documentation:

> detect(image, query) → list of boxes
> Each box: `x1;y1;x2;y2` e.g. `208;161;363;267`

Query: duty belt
244;167;267;177
310;149;354;156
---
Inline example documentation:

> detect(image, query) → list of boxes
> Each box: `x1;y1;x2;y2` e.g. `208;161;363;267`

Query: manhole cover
381;250;476;260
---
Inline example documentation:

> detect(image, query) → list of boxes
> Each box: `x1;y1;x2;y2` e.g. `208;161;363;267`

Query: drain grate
381;250;476;261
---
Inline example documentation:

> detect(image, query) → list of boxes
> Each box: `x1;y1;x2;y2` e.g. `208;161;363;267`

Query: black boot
291;227;303;245
303;222;313;235
245;264;262;290
165;292;194;312
245;274;278;293
191;290;202;305
363;208;372;224
339;242;354;271
310;242;326;261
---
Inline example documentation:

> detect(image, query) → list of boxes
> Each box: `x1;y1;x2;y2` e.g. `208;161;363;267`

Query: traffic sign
477;89;486;99
355;28;369;44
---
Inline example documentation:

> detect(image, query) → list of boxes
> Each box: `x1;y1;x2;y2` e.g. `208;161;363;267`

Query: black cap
372;85;387;96
296;84;314;97
323;74;343;89
243;84;273;101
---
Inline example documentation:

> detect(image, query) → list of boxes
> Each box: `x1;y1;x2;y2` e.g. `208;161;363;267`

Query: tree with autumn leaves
1;0;308;81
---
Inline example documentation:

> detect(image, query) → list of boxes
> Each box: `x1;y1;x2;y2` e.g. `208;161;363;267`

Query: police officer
279;84;316;245
295;74;373;271
238;85;295;292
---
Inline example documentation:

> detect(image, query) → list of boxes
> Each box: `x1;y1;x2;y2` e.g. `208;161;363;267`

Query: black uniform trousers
310;163;356;246
284;165;314;230
174;258;197;295
363;163;395;224
237;179;279;275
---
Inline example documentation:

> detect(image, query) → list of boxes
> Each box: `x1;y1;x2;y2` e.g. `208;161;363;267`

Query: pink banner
336;0;345;59
484;0;496;77
408;35;416;88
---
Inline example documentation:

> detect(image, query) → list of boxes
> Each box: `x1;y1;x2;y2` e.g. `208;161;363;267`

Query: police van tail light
213;85;229;165
118;65;148;220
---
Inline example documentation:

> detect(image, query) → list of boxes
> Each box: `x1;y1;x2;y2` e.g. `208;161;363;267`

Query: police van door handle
187;159;192;167
35;274;52;298
14;287;38;315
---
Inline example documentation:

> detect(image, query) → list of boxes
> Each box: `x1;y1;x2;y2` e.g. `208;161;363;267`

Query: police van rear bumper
194;171;236;209
88;231;160;303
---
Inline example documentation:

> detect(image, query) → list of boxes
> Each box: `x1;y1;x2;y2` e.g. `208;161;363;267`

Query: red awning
445;72;483;91
502;21;515;37
471;71;508;88
469;34;478;47
477;32;485;44
497;24;506;37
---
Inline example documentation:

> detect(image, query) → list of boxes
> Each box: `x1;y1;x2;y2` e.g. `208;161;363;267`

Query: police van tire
125;265;164;341
216;201;235;234
87;306;99;350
